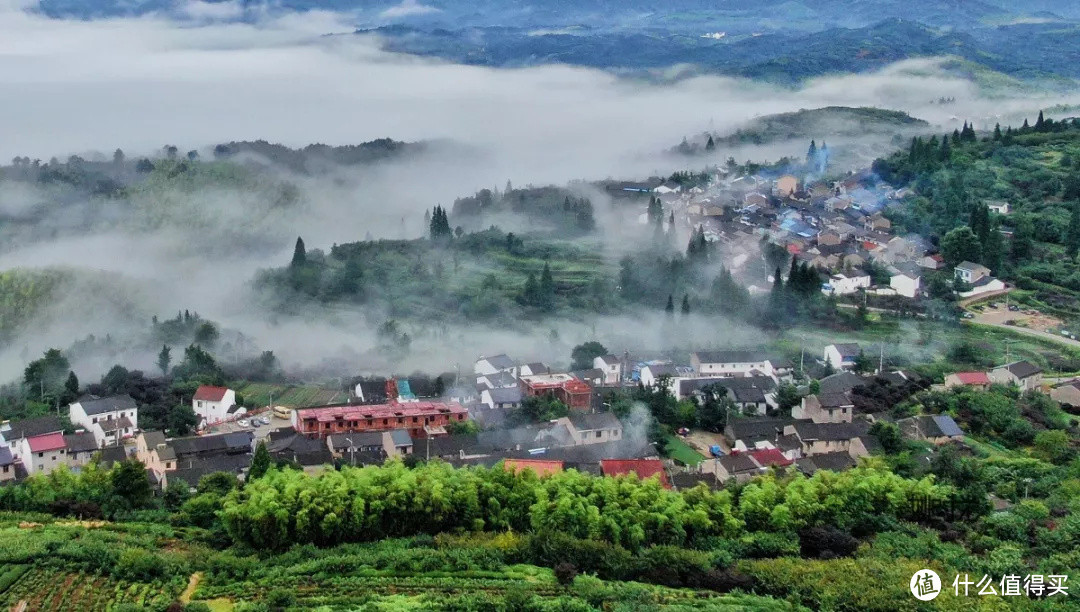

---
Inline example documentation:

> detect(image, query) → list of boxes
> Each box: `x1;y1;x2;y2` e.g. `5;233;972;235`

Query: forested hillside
874;115;1080;319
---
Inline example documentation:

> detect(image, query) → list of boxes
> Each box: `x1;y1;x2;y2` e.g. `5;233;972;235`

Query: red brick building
293;401;469;439
518;373;592;410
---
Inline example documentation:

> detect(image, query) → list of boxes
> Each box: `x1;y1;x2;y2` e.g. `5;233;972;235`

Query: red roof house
945;371;992;389
504;459;564;477
747;448;793;468
27;432;67;453
600;459;671;488
193;386;229;402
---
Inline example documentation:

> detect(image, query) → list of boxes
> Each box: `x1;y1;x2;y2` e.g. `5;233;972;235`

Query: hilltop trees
941;227;982;268
429;205;452;242
291;237;306;267
23;349;75;405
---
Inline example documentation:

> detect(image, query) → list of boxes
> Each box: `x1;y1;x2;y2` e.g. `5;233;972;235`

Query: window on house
37;452;43;458
92;418;98;424
595;431;602;438
51;456;57;461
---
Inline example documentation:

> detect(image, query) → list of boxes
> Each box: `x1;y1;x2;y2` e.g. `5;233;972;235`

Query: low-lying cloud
1;2;1078;382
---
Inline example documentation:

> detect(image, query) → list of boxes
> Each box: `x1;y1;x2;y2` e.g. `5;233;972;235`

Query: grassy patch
665;434;705;466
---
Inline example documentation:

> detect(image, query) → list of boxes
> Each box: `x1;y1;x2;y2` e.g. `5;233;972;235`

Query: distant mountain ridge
368;19;1080;83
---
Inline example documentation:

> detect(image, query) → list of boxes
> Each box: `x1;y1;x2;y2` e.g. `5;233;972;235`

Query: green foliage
570;341;608;371
249;441;272;480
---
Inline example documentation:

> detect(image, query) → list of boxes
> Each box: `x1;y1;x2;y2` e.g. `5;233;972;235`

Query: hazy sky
1;1;1074;187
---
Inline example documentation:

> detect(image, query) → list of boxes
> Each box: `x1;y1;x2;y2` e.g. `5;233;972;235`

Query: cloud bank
0;2;1078;382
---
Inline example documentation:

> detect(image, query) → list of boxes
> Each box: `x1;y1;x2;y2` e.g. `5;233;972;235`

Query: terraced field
0;566;181;611
233;382;349;408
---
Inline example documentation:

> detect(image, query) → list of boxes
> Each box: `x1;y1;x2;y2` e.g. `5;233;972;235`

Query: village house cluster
0;337;1068;493
625;170;1010;300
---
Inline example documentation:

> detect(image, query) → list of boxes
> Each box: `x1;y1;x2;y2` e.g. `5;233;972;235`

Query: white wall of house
823;345;854;370
18;439;67;474
193;389;237;425
821;274;870;295
593;357;623;384
69;402;138;448
695;360;773;377
889;274;920;298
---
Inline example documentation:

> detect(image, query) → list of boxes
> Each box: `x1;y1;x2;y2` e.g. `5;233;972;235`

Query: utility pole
879;343;884;374
346;437;355;466
799;348;805;378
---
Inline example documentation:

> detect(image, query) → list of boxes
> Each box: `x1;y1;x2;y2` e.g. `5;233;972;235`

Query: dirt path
180;572;202;603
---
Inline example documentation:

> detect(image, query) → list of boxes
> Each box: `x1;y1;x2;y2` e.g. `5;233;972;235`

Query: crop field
0;566;180;611
233;382;349;408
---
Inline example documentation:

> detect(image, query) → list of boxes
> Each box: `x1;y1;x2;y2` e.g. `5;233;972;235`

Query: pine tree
681;294;690;315
705;135;715;151
993;123;1002;141
157;345;171;377
807;140;817;165
291;236;306;267
64;371;79;398
249;441;271;480
665;294;674;314
940;135;951;162
522;273;539;306
539;263;555;310
1036;111;1046;132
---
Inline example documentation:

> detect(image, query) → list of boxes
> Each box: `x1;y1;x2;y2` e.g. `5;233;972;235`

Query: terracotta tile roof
193;386;229;401
748;448;793;467
953;372;991;385
600;459;671;488
504;459;564;477
28;432;66;453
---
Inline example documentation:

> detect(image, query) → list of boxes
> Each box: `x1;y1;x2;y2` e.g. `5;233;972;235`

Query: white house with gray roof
474;354;517;378
68;394;139;448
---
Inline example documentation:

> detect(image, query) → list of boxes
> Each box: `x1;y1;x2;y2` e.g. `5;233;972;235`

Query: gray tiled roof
76;394;137;416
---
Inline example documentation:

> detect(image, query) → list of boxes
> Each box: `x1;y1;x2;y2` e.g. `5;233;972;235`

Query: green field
664;434;706;467
233;382;349;408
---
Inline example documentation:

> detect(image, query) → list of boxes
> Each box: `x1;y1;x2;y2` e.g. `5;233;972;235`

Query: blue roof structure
397;380;416;400
932;415;964;438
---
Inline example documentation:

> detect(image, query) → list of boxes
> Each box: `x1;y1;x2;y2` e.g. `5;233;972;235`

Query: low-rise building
21;433;67;474
474;354;517;378
821;272;871;296
823;343;861;370
63;432;99;470
600;459;671;488
192;386;240;427
1050;380;1080;409
566;412;623;445
898;415;964;445
593;355;624;384
793;393;854;423
989;361;1043;392
0;448;16;483
954;261;991;285
68;395;139;448
783;421;868;457
889;264;922;298
944;371;992;390
480;386;522;410
519;373;592;411
690;350;773;377
503;459;564;477
293;401;470;438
